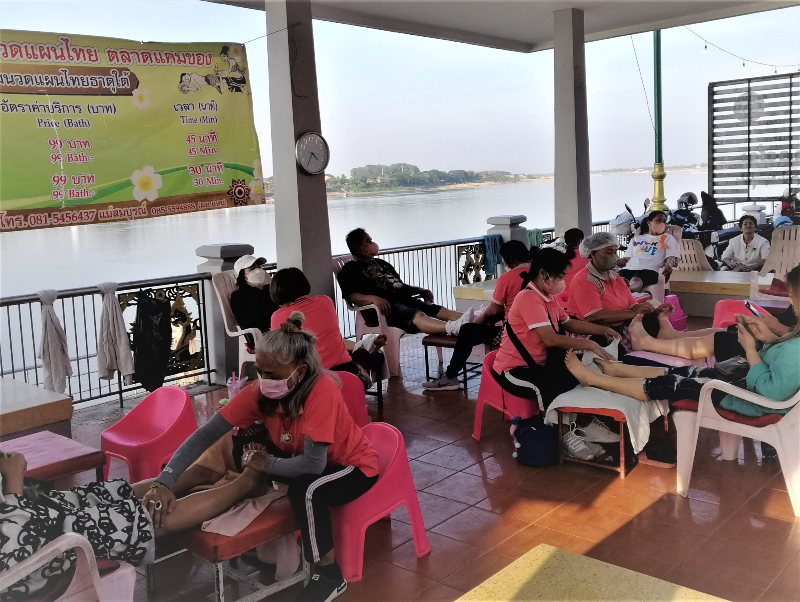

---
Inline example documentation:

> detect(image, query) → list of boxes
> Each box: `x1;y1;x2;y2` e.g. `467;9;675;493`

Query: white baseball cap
234;254;266;278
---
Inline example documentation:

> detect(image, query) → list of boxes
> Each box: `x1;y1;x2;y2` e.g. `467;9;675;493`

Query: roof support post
265;0;334;298
553;8;592;236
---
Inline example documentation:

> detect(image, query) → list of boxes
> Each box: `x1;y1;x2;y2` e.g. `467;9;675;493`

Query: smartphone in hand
737;314;758;340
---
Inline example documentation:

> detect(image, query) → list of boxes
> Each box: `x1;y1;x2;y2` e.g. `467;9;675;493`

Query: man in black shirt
337;228;473;335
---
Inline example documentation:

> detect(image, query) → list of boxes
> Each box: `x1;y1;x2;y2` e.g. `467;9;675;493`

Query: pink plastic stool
336;371;370;428
713;300;767;329
664;294;688;331
330;423;430;582
472;350;540;441
101;386;197;482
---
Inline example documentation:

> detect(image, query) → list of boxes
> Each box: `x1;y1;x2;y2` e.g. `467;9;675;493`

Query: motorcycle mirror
644;198;651;210
624;204;634;216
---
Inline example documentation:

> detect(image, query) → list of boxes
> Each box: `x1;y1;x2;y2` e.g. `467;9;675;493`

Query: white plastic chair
212;271;268;374
750;225;800;302
672;379;800;517
332;255;441;377
642;225;684;303
0;533;135;602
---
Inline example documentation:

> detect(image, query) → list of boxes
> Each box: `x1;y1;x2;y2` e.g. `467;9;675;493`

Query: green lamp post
650;29;668;212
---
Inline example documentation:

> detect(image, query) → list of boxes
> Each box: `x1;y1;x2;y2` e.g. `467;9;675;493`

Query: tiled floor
55;321;799;602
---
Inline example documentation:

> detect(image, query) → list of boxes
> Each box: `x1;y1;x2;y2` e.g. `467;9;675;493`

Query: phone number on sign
0;210;97;230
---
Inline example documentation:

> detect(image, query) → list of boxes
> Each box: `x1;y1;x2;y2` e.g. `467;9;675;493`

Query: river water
0;170;707;297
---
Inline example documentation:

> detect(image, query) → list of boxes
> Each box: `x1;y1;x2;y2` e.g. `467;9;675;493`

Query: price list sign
0;30;263;231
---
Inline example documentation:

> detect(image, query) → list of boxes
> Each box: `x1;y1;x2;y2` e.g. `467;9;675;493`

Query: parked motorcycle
669;192;701;229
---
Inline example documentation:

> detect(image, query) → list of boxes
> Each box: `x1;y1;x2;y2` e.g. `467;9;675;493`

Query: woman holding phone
562;265;800;421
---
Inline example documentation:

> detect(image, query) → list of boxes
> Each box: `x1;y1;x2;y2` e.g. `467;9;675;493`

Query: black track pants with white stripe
287;464;378;563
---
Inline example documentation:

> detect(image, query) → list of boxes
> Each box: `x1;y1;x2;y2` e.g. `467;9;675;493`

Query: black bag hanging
502;318;560;467
510;416;560;467
132;289;172;392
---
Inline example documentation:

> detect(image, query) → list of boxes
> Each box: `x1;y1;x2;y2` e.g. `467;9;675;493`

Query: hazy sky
1;1;798;175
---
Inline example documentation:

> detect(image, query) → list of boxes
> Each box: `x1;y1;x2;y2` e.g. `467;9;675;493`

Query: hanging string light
685;25;800;72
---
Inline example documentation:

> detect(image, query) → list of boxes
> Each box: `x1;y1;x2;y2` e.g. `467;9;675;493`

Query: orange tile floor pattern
56;325;799;602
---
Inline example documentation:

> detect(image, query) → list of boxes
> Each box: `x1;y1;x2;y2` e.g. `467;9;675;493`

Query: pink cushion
760;278;789;298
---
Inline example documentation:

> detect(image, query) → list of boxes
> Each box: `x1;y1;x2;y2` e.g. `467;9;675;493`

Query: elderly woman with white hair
566;232;675;353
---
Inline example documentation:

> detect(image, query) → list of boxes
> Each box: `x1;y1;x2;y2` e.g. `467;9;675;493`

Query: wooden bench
0;378;73;441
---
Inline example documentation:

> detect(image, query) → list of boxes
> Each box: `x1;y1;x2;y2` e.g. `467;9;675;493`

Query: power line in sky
682;25;800;72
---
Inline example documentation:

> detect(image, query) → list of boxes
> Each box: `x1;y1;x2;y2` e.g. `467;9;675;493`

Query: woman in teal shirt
562;264;800;418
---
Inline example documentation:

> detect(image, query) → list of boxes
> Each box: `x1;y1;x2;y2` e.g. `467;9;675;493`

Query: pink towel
201;489;286;537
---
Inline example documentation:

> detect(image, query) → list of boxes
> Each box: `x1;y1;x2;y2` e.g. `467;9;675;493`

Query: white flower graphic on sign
253;160;262;180
131;88;150;110
130;166;163;201
249;179;265;202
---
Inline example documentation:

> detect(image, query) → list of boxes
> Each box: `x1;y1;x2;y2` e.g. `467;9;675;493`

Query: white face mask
548;278;567;296
246;268;267;286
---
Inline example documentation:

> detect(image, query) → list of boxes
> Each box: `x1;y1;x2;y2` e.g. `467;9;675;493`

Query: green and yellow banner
0;30;263;231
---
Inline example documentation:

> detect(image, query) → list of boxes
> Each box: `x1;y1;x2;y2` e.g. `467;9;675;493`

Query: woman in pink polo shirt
563;228;589;289
493;247;620;409
270;268;385;390
567;232;672;355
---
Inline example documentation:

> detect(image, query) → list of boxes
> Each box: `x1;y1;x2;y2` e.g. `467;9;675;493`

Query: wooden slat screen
709;73;799;208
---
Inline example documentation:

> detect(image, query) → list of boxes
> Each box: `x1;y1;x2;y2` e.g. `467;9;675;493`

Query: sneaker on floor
581;417;620;443
445;307;474;336
423;376;461;391
300;572;347;602
563;424;603;460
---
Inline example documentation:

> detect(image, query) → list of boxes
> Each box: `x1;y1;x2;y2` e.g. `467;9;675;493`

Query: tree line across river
323;163;540;193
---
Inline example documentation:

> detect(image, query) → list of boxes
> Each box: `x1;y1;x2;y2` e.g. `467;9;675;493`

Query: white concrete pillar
553;8;592;236
265;0;334;297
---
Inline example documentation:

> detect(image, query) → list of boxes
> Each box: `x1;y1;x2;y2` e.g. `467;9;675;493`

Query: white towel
544;344;668;454
201;489;286;537
96;282;135;384
256;533;302;580
36;289;72;394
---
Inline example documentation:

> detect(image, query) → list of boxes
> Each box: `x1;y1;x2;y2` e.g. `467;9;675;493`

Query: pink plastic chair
331;423;430;582
713;299;767;329
101;386;197;482
336;371;370;428
472;350;540;441
664;294;688;331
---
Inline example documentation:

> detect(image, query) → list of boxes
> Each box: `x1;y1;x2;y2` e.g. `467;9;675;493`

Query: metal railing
2;220;628;403
0;273;213;406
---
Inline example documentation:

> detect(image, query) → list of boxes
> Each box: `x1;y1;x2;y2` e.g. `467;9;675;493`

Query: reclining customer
230;254;279;346
492;247;620;409
144;312;378;602
563;264;800;420
617;211;680;292
424;240;530;391
568;232;673;351
338;228;472;336
270;267;386;390
627;297;796;362
0;450;270;601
